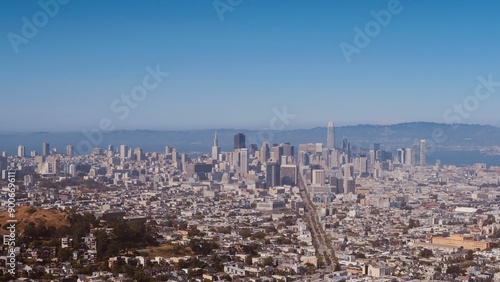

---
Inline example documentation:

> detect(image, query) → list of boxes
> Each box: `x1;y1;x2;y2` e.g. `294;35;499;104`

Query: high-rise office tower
369;149;375;166
280;164;298;186
266;162;281;188
420;139;426;166
397;148;405;164
405;148;412;166
165;146;172;154
66;145;74;157
18;145;25;157
134;147;143;161
327;121;335;149
240;148;248;174
108;144;114;153
0;156;8;172
359;154;368;173
342;138;351;162
42;143;50;156
120;145;128;160
260;142;270;163
172;148;178;163
411;144;418;166
234;133;246;150
280;143;294;157
330;149;339;168
211;132;220;160
248;144;258;157
69;164;77;177
272;145;284;162
343;163;355;194
312;169;325;185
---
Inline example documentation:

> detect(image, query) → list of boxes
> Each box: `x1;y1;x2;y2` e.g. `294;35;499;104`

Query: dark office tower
266;162;281;188
42;143;50;156
327;121;335;149
342;138;351;162
280;164;298;186
234;133;246;150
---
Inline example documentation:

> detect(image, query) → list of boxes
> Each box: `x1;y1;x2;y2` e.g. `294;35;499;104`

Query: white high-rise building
240;148;248;174
397;148;405;164
405;148;412;166
66;145;74;157
327;121;335;149
69;164;77;177
211;132;220;160
420;139;426;166
312;169;325;185
18;145;25;157
120;145;128;160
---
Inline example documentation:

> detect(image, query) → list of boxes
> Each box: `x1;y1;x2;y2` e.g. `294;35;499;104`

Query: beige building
431;234;491;250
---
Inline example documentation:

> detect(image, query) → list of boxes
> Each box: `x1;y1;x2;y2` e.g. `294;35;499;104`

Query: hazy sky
1;0;500;131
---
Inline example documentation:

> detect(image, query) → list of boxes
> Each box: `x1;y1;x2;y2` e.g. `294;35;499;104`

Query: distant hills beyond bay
1;122;500;157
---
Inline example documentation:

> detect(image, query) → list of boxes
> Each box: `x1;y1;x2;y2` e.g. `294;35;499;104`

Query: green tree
245;255;253;265
239;228;252;239
57;248;72;262
263;256;274;266
419;248;433;258
465;250;474;260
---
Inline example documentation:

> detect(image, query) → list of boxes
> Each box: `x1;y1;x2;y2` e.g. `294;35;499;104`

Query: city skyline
2;1;500;131
2;1;500;280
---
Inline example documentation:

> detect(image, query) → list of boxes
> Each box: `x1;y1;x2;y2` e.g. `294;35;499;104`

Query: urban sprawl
1;122;499;282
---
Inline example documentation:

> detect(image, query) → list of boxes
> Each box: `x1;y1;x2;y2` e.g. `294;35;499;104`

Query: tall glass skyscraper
420;139;426;166
327;121;335;149
234;133;246;150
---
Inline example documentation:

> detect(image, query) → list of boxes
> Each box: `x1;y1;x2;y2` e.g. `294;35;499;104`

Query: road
298;172;336;273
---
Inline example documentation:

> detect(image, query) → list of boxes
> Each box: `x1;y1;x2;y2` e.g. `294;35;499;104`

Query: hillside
0;206;70;235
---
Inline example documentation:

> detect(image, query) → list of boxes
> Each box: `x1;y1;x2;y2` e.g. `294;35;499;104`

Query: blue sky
1;0;500;132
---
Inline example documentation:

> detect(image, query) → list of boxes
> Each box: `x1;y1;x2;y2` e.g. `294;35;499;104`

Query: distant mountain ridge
1;122;499;155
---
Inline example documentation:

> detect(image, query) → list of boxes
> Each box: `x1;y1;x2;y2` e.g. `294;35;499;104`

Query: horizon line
1;121;499;134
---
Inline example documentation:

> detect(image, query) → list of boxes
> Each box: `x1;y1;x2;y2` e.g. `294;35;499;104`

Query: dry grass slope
0;205;70;235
